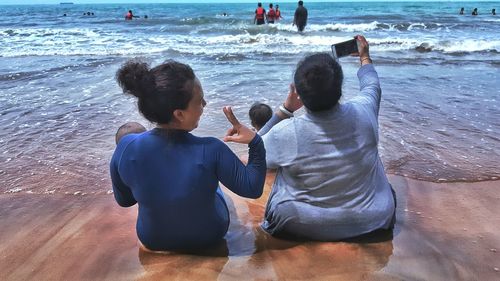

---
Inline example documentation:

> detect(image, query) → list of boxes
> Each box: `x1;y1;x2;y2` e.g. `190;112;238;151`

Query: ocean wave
273;21;381;32
435;39;500;54
0;27;102;38
370;38;500;54
1;26;499;58
250;21;446;33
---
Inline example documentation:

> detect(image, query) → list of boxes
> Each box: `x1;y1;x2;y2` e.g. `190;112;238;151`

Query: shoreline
1;174;499;280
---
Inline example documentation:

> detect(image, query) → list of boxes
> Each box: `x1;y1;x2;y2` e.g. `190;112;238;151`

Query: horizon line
1;0;499;5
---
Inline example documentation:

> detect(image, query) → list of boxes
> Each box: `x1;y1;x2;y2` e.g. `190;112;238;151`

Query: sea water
0;2;499;194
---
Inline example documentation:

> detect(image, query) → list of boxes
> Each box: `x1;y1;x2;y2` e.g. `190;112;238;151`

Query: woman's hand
223;106;256;144
284;83;303;112
355;35;372;65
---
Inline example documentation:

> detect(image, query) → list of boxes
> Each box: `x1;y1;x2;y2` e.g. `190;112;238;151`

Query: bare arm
258;84;303;136
353;35;381;115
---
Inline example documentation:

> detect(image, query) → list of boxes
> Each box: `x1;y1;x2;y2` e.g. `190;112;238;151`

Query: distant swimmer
63;13;67;16
267;3;276;24
459;7;464;15
254;3;266;25
125;10;139;20
293;0;308;32
144;15;148;19
492;9;496;15
276;4;283;20
472;8;478;16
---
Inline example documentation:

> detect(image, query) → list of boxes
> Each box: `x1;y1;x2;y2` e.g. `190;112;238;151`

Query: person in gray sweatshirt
258;35;396;241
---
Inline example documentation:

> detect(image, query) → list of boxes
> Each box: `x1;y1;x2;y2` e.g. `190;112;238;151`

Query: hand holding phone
331;38;359;58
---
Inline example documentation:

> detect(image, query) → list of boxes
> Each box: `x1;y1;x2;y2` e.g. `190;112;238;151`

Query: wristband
279;104;294;118
360;57;372;65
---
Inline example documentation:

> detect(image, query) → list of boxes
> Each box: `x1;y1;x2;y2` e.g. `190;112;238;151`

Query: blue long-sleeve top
110;128;266;251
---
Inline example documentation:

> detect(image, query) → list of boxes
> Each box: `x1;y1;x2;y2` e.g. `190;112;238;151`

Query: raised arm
354;35;382;115
218;107;266;198
259;84;303;136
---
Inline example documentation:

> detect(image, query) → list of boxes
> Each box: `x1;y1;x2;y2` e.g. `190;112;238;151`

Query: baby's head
249;102;272;131
115;122;147;144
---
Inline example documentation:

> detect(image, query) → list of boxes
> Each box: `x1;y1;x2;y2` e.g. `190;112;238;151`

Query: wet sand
1;173;499;280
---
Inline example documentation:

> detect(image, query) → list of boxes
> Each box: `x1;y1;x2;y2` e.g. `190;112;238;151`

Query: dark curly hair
249;102;272;130
116;60;196;124
294;53;343;112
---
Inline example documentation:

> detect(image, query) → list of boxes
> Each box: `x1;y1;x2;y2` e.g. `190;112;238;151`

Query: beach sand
1;173;499;280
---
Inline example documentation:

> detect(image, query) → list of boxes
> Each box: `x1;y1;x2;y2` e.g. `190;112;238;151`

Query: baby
248;102;272;132
115;122;147;144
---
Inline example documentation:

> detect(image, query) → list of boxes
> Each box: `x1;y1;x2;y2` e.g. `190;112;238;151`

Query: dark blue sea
0;2;499;194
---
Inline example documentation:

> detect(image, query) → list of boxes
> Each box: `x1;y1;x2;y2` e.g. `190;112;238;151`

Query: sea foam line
1;31;499;57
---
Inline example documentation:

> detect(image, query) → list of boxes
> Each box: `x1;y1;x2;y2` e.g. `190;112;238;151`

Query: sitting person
111;60;266;251
249;102;272;131
258;35;396;241
115;121;146;144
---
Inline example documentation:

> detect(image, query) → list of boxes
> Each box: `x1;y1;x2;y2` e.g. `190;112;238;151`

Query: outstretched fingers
222;106;256;144
223;106;239;142
223;106;240;126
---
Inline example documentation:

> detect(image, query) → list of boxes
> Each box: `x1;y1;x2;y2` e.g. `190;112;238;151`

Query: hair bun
116;60;155;99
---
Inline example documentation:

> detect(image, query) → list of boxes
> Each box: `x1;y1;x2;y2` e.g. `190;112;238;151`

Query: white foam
273;21;381;32
5;187;23;193
1;25;498;57
437;39;500;53
312;21;380;32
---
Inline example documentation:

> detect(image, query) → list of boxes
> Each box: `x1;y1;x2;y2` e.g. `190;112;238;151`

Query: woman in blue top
111;60;266;251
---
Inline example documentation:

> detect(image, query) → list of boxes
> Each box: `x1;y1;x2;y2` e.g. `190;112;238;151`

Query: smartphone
331;38;358;58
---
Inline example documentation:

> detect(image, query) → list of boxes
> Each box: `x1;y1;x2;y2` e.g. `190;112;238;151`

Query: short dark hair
269;3;273;8
258;2;262;7
294;53;343;112
116;60;195;124
298;1;304;6
249;102;272;131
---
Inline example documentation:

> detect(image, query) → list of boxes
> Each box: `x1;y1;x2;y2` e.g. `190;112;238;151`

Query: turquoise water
0;2;499;194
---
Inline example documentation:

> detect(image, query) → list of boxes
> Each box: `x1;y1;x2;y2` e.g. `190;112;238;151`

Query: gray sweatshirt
259;64;395;240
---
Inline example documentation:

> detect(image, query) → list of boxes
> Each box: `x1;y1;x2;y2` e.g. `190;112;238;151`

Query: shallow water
0;2;499;194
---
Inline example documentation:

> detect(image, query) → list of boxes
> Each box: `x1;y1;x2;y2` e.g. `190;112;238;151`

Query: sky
2;0;331;4
1;0;498;4
1;0;489;5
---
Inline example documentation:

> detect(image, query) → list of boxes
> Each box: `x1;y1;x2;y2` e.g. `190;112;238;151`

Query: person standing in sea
293;1;308;32
267;3;277;24
125;10;139;20
275;4;283;21
254;2;266;25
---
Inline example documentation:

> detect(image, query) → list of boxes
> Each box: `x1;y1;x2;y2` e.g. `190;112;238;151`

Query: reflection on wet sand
134;171;394;280
216;171;394;280
0;173;499;280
